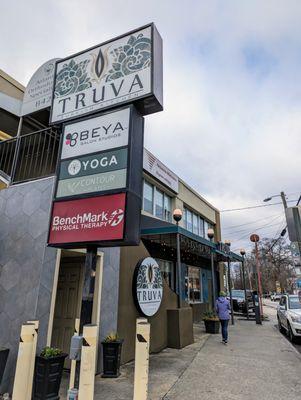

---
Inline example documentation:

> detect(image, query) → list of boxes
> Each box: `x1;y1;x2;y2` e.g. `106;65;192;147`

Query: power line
223;214;283;235
220;200;298;213
223;212;283;230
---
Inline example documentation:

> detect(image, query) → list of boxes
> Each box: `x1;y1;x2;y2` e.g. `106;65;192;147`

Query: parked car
231;290;253;313
277;294;301;343
271;293;281;302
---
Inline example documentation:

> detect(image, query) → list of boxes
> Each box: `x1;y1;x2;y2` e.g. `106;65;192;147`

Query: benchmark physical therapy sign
50;23;163;124
49;194;126;245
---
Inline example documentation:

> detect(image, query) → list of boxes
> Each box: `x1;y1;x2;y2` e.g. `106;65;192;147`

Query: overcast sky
1;0;300;253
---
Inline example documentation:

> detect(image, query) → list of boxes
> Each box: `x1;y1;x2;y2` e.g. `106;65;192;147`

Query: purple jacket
215;297;230;320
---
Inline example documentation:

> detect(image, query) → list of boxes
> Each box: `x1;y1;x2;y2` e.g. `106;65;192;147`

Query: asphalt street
264;298;301;354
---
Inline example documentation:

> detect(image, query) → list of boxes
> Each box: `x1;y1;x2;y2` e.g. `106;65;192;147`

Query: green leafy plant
203;311;219;321
40;346;63;358
104;332;119;343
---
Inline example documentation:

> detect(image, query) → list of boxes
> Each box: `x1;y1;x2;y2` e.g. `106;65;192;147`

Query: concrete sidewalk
60;306;301;399
165;306;301;400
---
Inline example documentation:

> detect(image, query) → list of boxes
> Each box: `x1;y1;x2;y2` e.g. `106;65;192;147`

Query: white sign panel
134;257;163;317
61;107;130;160
143;149;179;193
50;24;162;123
21;58;60;116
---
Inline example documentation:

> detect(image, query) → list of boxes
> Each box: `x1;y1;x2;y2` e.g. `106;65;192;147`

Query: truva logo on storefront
51;208;124;232
133;257;163;317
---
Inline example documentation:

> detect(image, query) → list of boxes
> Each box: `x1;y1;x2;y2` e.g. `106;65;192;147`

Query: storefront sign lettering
50;24;163;123
59;148;128;179
56;169;127;198
133;257;163;317
48;193;126;245
61;108;130;159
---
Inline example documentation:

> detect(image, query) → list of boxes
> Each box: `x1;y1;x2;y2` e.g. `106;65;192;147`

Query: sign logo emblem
68;159;81;176
133;257;163;317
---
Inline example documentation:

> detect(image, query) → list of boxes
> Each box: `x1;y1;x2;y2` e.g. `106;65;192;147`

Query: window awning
141;215;243;262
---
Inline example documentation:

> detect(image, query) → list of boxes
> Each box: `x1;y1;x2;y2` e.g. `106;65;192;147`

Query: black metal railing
0;128;60;184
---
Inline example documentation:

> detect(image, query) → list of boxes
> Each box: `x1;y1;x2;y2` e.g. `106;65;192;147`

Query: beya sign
50;24;163;123
61;107;130;159
133;257;163;317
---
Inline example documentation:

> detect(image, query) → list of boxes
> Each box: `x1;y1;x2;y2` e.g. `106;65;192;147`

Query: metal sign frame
47;105;144;248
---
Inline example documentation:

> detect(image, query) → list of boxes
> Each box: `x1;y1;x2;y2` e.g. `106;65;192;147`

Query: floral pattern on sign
54;59;92;98
105;33;151;82
137;262;163;289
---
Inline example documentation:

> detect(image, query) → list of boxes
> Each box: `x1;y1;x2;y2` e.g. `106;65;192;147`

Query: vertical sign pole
75;246;98;390
12;324;36;400
78;325;98;400
26;320;39;400
133;318;150;400
69;318;80;390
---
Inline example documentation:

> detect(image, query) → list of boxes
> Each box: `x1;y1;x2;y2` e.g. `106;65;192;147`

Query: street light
224;239;234;325
250;234;263;318
173;209;183;309
263;191;288;209
240;248;249;320
207;228;216;309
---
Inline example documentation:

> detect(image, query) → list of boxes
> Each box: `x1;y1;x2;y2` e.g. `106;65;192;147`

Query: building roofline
0;69;25;92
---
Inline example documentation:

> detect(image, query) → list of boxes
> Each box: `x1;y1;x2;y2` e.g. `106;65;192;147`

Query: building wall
0;177;57;392
117;242;178;364
0;176;122;391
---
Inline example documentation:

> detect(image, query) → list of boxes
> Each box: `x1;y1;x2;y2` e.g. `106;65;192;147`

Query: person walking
215;291;231;344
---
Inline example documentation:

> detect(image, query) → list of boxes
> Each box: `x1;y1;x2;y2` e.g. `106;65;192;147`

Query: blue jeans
220;319;229;341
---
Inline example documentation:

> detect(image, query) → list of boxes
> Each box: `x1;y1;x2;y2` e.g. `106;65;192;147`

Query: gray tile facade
0;177;121;393
0;177;57;393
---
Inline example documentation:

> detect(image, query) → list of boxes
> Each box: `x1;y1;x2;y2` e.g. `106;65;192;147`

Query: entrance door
51;257;84;368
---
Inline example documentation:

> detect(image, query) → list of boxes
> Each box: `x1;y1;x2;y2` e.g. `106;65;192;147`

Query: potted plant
203;311;220;334
0;347;9;386
32;347;67;400
101;332;123;378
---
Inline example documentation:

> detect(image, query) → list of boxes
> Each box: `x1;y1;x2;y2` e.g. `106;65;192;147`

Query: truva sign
50;24;163;124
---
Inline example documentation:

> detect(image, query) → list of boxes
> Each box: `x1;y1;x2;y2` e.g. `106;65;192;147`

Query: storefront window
199;217;205;237
143;181;153;214
143;180;173;222
164;194;172;222
193;213;199;235
157;259;174;290
186;209;193;232
188;266;202;303
155;189;164;219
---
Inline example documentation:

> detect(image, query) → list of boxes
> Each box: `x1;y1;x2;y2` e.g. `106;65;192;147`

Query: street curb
161;334;210;399
272;323;301;360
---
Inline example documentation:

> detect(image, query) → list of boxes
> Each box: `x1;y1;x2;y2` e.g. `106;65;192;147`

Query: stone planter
204;319;220;334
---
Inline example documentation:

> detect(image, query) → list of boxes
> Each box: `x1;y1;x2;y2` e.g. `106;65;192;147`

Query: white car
277;295;301;343
271;293;281;302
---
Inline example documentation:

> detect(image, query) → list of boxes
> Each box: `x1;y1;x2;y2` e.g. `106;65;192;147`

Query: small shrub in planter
33;347;67;400
102;332;123;378
0;347;9;386
203;311;220;334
